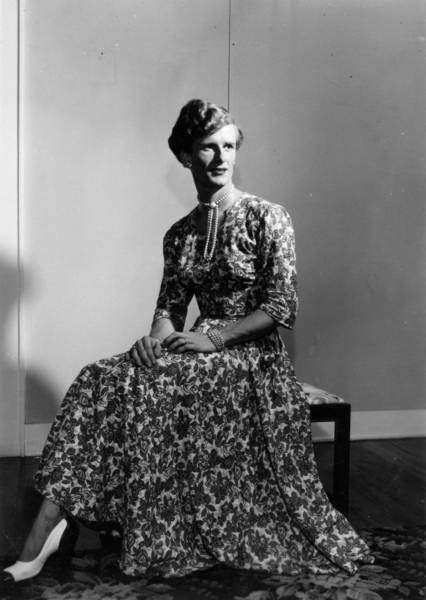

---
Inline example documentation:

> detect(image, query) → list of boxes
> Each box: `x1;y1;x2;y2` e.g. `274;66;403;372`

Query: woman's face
188;124;238;192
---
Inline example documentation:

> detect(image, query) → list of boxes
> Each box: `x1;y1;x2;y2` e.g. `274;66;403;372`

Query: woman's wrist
206;328;226;351
150;317;175;343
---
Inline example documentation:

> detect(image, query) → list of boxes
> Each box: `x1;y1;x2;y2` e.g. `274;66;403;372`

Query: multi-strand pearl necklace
198;185;234;261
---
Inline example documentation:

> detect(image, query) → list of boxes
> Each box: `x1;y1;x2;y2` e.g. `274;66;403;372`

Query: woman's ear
180;151;192;169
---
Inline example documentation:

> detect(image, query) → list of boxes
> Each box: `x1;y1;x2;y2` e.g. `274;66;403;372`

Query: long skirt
34;322;372;578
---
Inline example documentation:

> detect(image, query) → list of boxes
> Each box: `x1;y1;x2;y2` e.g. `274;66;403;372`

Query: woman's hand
129;336;162;368
162;331;216;354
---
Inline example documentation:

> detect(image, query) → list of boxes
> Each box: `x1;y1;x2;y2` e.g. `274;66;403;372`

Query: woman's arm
130;226;194;367
150;317;175;342
218;203;297;347
219;309;277;346
162;309;277;354
151;227;194;331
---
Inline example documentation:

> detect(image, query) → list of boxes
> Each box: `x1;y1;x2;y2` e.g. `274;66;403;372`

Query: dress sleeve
151;229;194;331
257;204;298;329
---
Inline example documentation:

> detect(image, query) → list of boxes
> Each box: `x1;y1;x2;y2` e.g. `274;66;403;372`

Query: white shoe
1;518;69;583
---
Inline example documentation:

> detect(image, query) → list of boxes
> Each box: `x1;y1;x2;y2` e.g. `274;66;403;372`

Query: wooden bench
301;382;351;516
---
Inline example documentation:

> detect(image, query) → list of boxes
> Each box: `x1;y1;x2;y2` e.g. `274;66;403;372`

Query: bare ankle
19;500;63;562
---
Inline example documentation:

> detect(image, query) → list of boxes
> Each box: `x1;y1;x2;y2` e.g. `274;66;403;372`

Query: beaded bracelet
206;328;225;352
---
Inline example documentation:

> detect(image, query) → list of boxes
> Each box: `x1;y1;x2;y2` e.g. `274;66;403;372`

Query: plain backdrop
0;0;425;453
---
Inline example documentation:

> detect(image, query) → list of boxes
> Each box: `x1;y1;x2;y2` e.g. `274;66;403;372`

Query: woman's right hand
129;336;162;368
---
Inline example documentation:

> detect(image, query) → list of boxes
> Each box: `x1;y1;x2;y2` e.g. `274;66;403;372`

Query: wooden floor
0;437;424;559
314;437;425;529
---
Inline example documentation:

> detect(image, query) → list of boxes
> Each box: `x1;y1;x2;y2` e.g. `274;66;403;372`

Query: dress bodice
153;194;298;331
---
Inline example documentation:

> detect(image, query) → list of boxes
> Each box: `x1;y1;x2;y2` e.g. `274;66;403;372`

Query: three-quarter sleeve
152;229;194;331
257;203;298;329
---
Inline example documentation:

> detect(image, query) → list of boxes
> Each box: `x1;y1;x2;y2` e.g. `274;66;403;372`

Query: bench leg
333;405;351;516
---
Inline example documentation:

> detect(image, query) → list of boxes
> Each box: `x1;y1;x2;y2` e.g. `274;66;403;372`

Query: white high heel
2;518;68;582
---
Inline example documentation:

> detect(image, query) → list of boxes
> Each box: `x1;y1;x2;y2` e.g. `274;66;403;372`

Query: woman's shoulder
239;193;293;225
163;208;196;242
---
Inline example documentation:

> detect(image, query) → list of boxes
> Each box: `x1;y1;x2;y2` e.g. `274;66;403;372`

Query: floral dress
34;193;373;578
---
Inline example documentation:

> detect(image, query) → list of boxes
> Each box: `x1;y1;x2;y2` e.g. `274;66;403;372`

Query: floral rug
0;526;424;600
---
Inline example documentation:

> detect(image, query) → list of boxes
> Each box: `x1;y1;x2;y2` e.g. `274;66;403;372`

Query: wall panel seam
17;0;25;455
227;0;231;110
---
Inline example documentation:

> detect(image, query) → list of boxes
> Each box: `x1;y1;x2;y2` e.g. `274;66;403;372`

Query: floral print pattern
34;194;373;578
1;527;422;599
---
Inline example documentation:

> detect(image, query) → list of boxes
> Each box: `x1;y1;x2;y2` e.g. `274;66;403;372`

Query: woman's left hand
162;331;216;354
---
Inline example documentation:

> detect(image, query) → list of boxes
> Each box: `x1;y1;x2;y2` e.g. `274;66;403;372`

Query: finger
162;332;182;348
176;340;194;353
141;338;158;366
135;340;153;367
167;337;187;352
130;347;143;367
153;340;162;358
177;342;193;353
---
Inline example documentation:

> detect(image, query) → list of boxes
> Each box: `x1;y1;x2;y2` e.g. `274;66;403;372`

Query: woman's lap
33;343;372;577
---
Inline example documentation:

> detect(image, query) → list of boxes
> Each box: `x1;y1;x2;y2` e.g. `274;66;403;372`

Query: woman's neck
197;183;236;212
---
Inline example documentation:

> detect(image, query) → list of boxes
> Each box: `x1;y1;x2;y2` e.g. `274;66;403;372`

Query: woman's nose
216;146;226;162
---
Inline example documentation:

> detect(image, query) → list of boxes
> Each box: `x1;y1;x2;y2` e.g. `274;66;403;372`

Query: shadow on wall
0;255;19;440
0;255;58;426
25;370;59;424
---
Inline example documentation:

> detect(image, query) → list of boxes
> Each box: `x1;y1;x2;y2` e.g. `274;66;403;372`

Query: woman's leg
19;498;63;561
1;497;73;583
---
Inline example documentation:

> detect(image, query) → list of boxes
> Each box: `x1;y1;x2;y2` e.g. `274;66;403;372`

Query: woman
2;99;372;584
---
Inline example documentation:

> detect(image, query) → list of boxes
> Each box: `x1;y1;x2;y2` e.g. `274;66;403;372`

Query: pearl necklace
198;185;234;261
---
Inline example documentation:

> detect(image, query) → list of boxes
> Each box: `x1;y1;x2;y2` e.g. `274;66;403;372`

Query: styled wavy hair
168;99;244;162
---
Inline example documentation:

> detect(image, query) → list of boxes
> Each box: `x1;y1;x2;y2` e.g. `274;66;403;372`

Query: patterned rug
0;526;424;600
